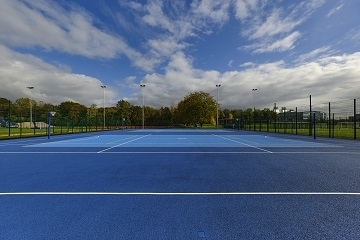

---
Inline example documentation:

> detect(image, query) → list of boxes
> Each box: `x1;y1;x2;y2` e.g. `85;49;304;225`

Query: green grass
1;124;359;140
0;126;108;139
242;124;359;140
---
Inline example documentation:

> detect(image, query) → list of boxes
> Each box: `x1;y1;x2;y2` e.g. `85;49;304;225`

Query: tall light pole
252;88;258;111
216;84;221;129
101;85;106;130
140;84;146;129
27;86;34;128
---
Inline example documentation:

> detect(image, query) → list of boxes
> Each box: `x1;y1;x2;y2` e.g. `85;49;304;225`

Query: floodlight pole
216;84;221;129
27;87;34;129
252;88;258;111
47;111;56;139
140;84;146;129
101;85;106;130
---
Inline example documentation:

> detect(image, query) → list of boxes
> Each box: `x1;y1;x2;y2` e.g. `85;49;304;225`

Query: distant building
0;116;5;127
349;114;360;122
278;111;326;121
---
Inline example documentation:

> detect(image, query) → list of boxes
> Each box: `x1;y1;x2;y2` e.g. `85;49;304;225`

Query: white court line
98;134;152;153
106;135;146;144
0;134;90;146
1;192;360;196
24;136;102;147
0;151;359;154
214;135;273;153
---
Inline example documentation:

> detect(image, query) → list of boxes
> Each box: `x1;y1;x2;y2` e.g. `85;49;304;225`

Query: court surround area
1;129;360;239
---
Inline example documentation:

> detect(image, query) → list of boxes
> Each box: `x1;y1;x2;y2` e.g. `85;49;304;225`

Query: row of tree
0;92;278;127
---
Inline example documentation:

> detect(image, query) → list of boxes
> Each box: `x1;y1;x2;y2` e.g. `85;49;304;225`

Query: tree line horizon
0;91;277;127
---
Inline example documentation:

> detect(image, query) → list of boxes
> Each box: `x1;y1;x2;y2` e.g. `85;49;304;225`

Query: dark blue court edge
1;195;360;239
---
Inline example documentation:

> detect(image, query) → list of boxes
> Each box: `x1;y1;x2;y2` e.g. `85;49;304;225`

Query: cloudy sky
0;0;359;110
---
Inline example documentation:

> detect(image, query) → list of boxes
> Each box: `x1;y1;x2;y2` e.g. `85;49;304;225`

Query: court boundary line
1;192;360;196
0;151;359;154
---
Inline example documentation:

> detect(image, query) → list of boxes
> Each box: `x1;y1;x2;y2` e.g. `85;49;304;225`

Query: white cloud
148;38;187;58
191;0;231;25
238;0;326;53
256;31;302;53
233;0;261;20
0;0;150;72
327;4;344;17
296;46;333;64
1;40;359;111
239;62;257;68
0;45;118;107
248;9;299;40
130;50;360;110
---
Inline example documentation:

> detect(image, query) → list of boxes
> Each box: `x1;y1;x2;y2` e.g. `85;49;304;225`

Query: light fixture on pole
252;88;258;111
100;85;106;130
140;84;146;129
216;84;221;129
27;86;34;129
47;111;56;139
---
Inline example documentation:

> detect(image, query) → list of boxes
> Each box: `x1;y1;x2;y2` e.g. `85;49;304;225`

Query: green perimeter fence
0;104;141;139
223;97;360;140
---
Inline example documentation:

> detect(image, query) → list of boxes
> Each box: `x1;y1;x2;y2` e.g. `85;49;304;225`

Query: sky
0;0;359;111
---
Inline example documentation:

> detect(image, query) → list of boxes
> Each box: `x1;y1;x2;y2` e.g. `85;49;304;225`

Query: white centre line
97;134;152;153
213;134;273;153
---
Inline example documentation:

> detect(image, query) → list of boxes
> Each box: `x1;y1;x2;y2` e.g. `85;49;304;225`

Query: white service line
213;134;273;153
1;192;360;196
97;134;152;153
106;135;142;144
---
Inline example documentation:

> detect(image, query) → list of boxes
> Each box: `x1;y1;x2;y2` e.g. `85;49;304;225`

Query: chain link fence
0;100;133;139
226;96;359;140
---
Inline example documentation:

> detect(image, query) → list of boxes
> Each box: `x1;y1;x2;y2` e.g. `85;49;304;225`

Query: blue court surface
1;129;360;239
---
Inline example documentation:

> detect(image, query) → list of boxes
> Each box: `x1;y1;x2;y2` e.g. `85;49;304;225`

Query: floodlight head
216;84;221;87
140;84;145;87
101;85;106;89
27;86;34;90
49;111;56;117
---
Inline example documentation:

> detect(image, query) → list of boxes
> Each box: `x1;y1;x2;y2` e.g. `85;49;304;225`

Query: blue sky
0;0;359;110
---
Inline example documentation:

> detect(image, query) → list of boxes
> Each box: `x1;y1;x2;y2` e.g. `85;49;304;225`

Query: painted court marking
0;151;359;154
97;134;152;153
1;192;360;196
214;134;273;153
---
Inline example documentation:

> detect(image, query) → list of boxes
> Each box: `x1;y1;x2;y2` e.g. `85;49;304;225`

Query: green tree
58;101;87;124
130;105;142;126
117;100;132;124
176;91;217;127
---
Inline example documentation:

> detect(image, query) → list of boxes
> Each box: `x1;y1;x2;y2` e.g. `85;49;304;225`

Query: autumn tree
175;91;216;127
117;100;132;124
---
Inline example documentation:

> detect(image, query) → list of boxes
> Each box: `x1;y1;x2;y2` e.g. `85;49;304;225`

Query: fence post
274;115;277;133
20;112;22;138
8;100;11;136
309;95;312;136
313;112;316;139
332;113;335;138
295;107;298;135
354;99;357;140
328;102;331;138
